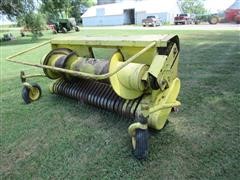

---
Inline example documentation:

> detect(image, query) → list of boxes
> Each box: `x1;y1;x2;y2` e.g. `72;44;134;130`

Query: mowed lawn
1;29;239;179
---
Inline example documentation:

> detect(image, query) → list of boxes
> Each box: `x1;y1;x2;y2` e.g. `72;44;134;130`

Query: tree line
0;0;207;36
0;0;94;36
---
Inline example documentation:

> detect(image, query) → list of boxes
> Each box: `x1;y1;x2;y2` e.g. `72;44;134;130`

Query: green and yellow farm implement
7;35;181;159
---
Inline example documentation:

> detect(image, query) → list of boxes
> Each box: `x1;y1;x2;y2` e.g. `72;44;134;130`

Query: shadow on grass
0;37;50;47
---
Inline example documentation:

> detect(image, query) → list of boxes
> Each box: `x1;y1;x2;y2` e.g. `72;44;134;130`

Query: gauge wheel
22;83;42;104
75;26;80;32
132;128;149;160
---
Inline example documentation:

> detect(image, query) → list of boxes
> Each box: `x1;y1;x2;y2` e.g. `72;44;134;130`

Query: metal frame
7;41;156;80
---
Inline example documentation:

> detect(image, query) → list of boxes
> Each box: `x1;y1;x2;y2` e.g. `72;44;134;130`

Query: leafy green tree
71;0;94;24
179;0;207;14
40;0;95;24
0;0;46;37
18;13;46;37
0;0;35;20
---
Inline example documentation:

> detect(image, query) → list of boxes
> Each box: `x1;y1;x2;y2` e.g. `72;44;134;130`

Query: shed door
123;9;135;25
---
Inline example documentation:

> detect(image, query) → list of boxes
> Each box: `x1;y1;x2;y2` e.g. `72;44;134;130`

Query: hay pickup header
7;35;181;159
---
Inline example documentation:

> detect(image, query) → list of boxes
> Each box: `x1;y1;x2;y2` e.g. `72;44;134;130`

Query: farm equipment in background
194;13;225;25
1;33;16;41
50;18;80;34
225;0;240;23
195;12;240;25
20;27;44;37
234;12;240;23
6;35;181;159
195;0;240;24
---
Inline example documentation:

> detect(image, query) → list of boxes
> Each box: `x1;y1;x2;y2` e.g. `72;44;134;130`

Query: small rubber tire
22;83;42;104
133;129;149;160
75;26;80;32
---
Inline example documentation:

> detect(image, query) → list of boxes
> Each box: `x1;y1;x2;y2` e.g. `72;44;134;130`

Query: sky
204;0;236;13
0;0;237;25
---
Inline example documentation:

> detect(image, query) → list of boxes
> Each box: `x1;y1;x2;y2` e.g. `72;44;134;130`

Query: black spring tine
78;79;88;100
126;100;135;119
100;86;111;109
106;89;115;111
96;84;109;107
92;83;104;106
88;82;102;105
80;80;92;102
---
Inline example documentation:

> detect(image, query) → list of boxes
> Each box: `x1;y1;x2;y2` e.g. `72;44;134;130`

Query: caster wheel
75;26;80;32
132;128;149;160
22;83;42;104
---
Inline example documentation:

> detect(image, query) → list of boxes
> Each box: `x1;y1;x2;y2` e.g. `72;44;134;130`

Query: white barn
82;0;182;26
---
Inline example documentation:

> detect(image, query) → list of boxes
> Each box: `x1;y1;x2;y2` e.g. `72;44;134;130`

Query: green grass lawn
1;29;240;179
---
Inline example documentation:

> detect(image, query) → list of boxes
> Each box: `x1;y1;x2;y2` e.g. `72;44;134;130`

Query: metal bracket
20;71;46;83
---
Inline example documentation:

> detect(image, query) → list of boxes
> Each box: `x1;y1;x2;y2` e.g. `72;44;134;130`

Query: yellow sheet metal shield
109;52;148;100
148;78;181;129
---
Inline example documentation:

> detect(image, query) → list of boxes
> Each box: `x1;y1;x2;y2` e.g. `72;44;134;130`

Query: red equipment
225;0;240;22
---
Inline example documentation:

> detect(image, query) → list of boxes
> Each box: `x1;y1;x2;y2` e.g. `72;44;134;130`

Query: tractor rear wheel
208;16;219;24
62;27;67;33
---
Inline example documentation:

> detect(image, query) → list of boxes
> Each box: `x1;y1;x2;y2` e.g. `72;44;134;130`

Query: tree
0;0;46;37
40;0;95;24
179;0;207;15
0;0;35;20
18;12;46;37
70;0;94;24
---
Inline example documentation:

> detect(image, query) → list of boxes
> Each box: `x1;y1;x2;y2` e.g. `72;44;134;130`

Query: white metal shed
82;0;182;26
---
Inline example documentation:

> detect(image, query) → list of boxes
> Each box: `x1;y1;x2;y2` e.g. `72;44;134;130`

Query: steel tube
7;41;156;80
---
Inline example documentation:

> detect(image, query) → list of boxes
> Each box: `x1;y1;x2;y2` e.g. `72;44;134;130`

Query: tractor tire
62;27;67;33
208;16;219;25
133;129;149;160
195;20;200;25
22;83;42;104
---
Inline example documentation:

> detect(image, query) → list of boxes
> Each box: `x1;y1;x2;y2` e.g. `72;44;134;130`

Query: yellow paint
148;78;181;129
128;122;148;137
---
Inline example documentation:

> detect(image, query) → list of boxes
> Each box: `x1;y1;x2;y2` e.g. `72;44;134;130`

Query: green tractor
52;18;80;34
194;12;225;25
